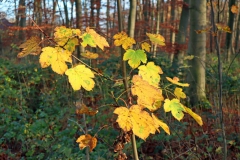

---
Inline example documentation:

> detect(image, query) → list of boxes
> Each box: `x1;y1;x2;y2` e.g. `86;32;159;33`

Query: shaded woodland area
0;0;240;159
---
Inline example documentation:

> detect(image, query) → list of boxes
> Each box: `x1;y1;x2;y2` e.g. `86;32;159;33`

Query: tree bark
75;0;85;60
169;0;177;63
171;0;189;74
153;0;162;58
18;0;26;40
226;0;236;62
117;0;139;159
187;0;207;107
63;0;69;27
127;0;138;159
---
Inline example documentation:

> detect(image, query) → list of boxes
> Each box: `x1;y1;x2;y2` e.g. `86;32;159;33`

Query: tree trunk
232;1;240;53
34;0;42;25
117;0;139;159
226;0;236;62
18;0;26;40
171;0;189;75
153;0;162;58
234;11;240;52
75;0;85;60
169;0;177;63
63;0;69;27
128;2;139;159
187;0;207;107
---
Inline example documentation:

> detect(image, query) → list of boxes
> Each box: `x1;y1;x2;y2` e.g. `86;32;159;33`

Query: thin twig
210;1;227;159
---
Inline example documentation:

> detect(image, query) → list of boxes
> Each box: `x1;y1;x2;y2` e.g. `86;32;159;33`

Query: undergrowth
0;55;240;159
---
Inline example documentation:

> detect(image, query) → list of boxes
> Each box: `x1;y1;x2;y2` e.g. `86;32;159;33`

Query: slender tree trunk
169;0;176;63
128;1;138;159
171;0;189;74
143;0;150;36
234;12;240;52
232;1;240;53
106;0;110;42
43;0;47;24
187;0;207;107
96;0;101;30
153;0;162;58
51;0;56;25
160;0;164;35
116;0;139;159
18;0;26;40
63;0;69;27
226;0;236;62
90;0;95;27
75;0;85;60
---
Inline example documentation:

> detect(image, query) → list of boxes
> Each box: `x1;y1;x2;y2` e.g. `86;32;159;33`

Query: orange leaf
76;103;98;116
131;75;164;111
141;42;151;52
231;5;238;14
76;134;97;152
166;77;189;87
215;23;231;33
81;50;99;59
195;26;212;34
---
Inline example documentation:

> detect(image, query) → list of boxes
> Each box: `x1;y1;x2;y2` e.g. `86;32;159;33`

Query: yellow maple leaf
215;23;231;33
138;62;163;88
65;65;95;91
72;28;82;37
164;98;186;121
76;134;97;152
151;113;170;135
39;47;72;75
184;106;203;126
113;31;136;50
113;107;133;132
85;27;109;50
166;77;189;87
141;42;151;52
76;103;98;116
174;87;186;99
146;33;165;46
231;5;238;14
17;36;41;58
81;50;99;59
114;105;157;140
195;26;212;34
54;26;80;52
184;55;194;60
131;75;164;111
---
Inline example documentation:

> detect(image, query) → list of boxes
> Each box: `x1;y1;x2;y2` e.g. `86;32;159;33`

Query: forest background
0;0;240;159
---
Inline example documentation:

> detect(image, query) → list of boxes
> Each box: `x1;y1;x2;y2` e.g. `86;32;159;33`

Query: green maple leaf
164;98;186;121
81;33;96;48
123;49;147;69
